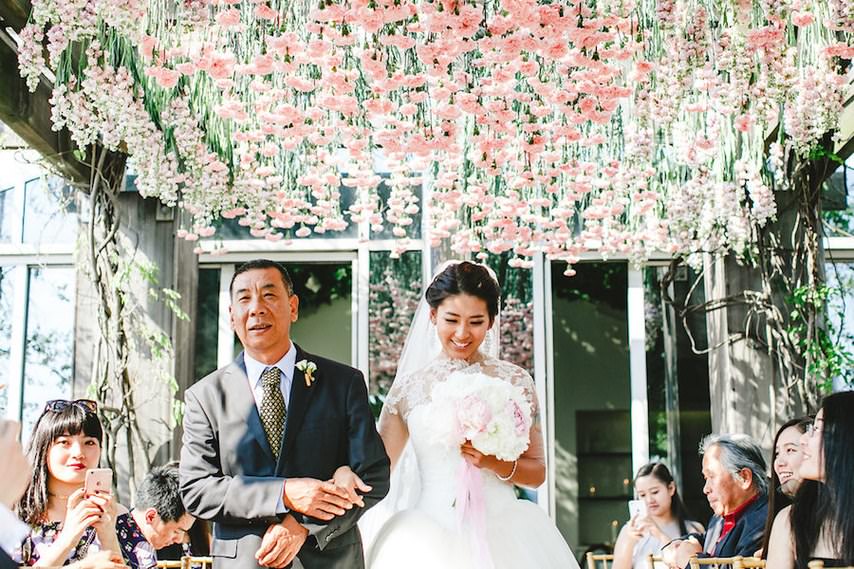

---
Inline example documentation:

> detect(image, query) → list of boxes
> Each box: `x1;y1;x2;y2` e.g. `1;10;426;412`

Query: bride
337;260;580;569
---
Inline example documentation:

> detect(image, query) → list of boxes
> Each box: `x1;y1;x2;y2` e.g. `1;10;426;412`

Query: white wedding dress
363;353;581;569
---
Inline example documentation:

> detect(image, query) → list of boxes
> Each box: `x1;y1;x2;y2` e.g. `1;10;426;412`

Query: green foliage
786;284;854;392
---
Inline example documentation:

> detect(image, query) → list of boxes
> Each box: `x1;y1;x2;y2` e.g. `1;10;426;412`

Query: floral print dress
13;521;100;566
13;513;135;566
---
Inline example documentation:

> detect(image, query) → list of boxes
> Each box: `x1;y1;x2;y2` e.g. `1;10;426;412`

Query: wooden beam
0;0;32;32
0;29;91;184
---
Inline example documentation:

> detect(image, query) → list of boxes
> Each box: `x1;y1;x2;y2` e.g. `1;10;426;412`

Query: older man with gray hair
665;433;769;568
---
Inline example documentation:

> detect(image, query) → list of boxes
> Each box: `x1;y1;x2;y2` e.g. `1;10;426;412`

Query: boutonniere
296;359;318;387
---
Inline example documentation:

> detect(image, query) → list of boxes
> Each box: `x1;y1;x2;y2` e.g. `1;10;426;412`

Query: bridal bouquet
429;370;533;461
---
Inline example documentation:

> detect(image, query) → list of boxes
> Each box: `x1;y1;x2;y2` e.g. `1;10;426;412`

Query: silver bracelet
497;459;518;482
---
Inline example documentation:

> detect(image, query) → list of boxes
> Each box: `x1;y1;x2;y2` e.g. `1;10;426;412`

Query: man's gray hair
700;433;768;496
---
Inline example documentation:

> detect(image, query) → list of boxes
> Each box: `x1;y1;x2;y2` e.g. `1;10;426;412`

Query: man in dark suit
665;434;769;568
180;259;390;569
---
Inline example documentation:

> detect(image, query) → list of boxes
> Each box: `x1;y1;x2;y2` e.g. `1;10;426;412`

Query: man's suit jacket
0;547;16;569
699;493;768;559
179;346;390;569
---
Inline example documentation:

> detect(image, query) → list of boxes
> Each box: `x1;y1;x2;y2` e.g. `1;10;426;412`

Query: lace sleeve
382;358;471;421
482;359;540;424
383;370;410;418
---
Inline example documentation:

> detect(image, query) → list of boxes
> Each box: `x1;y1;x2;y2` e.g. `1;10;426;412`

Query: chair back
688;556;765;569
586;552;614;569
181;556;213;569
807;563;854;569
646;554;666;569
157;557;213;569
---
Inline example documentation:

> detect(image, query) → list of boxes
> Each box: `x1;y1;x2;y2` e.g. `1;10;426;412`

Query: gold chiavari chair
156;556;213;569
807;562;854;569
646;554;665;568
688;556;765;569
180;556;213;569
586;552;614;569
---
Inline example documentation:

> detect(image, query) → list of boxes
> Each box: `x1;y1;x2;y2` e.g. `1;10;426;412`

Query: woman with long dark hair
757;416;811;558
13;400;125;567
765;391;854;568
612;462;703;569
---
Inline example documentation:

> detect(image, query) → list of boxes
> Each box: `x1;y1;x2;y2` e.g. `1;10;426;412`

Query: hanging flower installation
16;0;853;271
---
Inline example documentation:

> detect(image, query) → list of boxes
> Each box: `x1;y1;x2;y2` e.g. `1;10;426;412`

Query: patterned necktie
259;366;286;458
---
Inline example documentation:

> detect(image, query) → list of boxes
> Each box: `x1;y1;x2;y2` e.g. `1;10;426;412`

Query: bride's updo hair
425;261;500;321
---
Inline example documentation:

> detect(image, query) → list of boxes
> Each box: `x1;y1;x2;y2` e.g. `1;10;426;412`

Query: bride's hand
330;466;370;508
460;441;512;476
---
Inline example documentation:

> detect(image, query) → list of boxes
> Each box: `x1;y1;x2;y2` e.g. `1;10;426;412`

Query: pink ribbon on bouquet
456;460;495;569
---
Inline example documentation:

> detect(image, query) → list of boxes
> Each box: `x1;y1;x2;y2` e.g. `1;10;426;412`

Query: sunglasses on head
44;399;98;414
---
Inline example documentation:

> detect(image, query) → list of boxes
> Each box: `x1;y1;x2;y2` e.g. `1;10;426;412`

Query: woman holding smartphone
13;400;126;567
612;462;703;569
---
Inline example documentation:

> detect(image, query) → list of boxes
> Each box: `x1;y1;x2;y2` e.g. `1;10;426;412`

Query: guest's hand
255;514;308;568
331;466;371;508
69;550;128;569
0;420;31;509
87;491;118;542
61;489;105;545
283;477;356;520
630;514;664;541
667;537;703;568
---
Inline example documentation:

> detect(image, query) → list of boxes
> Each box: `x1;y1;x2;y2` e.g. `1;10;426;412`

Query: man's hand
0;420;31;509
330;466;371;508
283;477;357;520
255;514;309;568
664;537;703;569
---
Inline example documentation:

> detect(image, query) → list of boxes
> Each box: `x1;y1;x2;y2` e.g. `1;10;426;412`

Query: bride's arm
460;422;546;488
377;408;410;471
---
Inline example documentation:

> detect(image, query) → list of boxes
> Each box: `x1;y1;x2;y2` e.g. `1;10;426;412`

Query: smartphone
84;468;113;495
628;499;647;519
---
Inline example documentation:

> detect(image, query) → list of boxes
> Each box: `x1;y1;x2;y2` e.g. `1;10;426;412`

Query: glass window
193;268;221;381
22;266;75;434
485;254;534;375
369;178;423;241
643;265;712;522
0;187;15;243
368;250;422;415
22;177;78;245
208;186;359;240
825;259;854;390
822;157;853;238
0;266;14;415
551;261;631;551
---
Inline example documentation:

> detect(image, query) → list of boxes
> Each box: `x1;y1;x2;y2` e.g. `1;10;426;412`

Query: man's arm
179;389;285;525
301;369;391;550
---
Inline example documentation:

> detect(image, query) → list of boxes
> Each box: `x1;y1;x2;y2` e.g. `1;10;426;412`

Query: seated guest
613;462;704;569
14;400;127;567
663;434;768;568
117;465;194;569
157;519;211;561
765;391;854;568
757;417;812;557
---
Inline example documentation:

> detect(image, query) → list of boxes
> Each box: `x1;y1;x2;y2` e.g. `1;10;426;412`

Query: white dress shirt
243;342;297;514
0;503;30;558
243;342;296;411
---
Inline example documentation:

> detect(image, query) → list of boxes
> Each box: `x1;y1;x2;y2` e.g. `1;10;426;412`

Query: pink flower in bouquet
457;394;493;435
